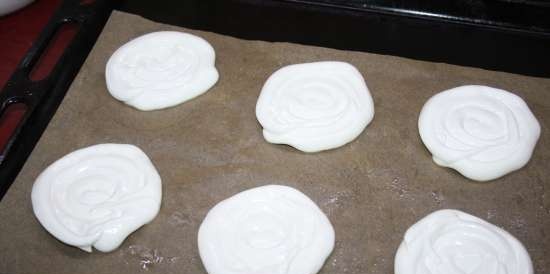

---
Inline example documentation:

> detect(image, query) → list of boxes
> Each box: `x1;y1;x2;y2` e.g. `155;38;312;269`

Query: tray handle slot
29;21;80;81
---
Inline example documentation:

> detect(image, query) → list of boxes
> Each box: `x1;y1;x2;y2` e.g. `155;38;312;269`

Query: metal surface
120;0;550;77
288;0;550;33
0;0;117;199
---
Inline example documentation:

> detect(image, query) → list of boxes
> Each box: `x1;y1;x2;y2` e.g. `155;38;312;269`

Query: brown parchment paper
1;11;549;274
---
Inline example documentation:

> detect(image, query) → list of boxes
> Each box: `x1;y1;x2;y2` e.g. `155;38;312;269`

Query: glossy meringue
0;0;34;16
256;61;374;153
418;85;540;181
106;31;219;111
395;209;533;274
198;185;335;274
31;144;162;252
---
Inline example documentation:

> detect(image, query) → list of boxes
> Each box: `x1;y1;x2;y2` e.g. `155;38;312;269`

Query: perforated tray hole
29;22;79;81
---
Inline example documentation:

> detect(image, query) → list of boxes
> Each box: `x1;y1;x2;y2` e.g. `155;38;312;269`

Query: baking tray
1;0;549;200
120;0;550;76
0;9;549;274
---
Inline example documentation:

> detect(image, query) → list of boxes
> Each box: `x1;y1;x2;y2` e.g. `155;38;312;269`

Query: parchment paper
1;11;549;274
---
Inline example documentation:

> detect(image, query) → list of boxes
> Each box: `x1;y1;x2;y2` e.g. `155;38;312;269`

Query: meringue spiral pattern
395;210;533;274
198;185;335;274
31;144;162;252
256;61;374;153
106;31;219;111
418;85;540;181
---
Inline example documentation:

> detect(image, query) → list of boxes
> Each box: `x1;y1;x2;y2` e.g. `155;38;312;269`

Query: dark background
119;0;550;77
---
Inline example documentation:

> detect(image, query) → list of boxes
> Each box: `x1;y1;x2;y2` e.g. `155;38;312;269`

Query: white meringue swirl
31;144;162;252
198;185;335;274
106;31;219;111
395;209;533;274
418;85;540;181
256;61;374;153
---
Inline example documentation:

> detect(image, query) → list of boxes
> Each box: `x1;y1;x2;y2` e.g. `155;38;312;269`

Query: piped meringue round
198;185;335;274
255;61;374;153
106;31;219;111
418;85;540;181
395;209;533;274
31;144;162;252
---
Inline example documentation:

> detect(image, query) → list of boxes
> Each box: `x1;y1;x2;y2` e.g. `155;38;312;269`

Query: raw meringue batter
256;61;374;153
105;31;219;111
31;144;162;252
198;185;335;274
395;209;533;274
418;85;540;181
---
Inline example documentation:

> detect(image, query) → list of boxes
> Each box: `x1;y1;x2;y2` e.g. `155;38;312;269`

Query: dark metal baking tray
119;0;550;76
1;0;549;200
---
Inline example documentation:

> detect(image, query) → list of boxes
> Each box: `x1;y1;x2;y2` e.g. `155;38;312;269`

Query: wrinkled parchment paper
1;11;549;274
